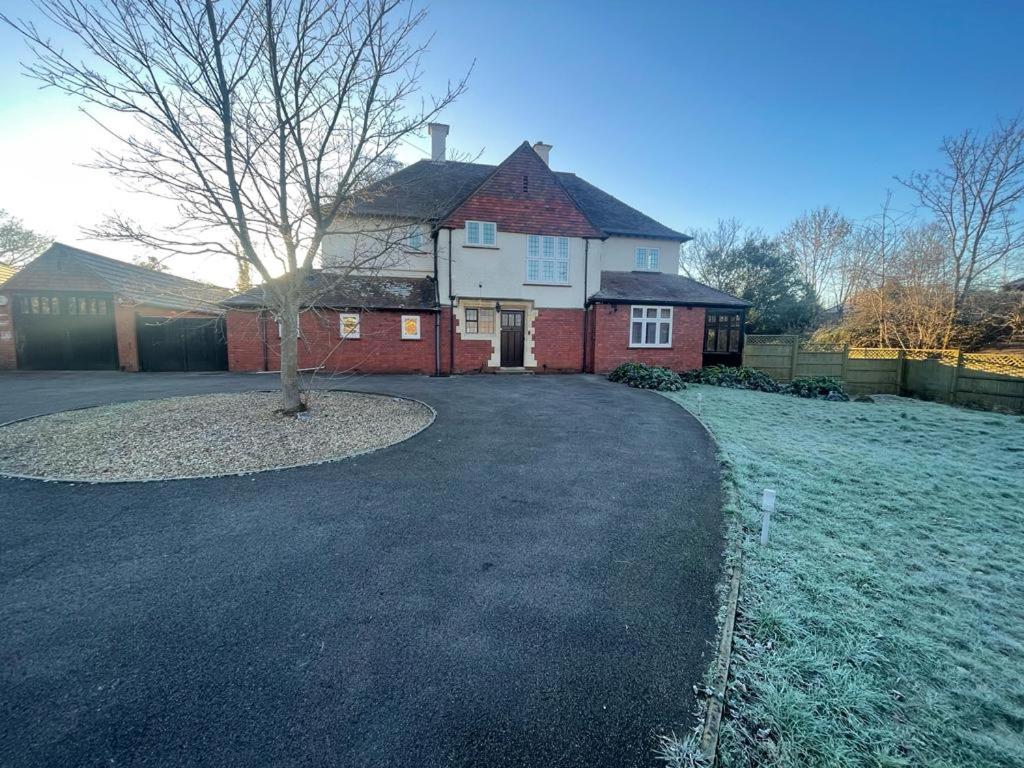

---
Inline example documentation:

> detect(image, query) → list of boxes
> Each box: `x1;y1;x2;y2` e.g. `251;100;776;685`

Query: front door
500;310;524;367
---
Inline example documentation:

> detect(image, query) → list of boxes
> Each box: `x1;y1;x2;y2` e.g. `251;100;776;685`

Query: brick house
0;243;228;372
224;126;749;375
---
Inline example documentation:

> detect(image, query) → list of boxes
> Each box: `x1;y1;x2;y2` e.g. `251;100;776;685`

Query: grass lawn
663;386;1024;768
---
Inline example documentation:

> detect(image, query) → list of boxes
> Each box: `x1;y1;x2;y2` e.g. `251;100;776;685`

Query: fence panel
739;337;1024;412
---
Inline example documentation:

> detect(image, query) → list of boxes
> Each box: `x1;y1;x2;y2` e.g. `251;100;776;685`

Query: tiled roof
224;271;437;310
346;157;689;241
2;243;229;312
590;270;750;308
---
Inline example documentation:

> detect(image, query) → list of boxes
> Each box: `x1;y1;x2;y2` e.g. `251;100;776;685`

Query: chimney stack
429;123;449;162
533;141;552;166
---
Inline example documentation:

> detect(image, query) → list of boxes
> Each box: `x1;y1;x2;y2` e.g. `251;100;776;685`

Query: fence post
840;344;850;385
949;349;964;403
790;336;800;381
896;350;905;396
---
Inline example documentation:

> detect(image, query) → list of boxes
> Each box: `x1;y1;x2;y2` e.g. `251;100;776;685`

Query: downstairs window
629;306;672;347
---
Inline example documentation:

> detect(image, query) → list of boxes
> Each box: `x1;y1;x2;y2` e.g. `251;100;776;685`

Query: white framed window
464;307;495;335
340;313;361;339
406;230;424;251
526;235;570;284
401;315;421;340
635;247;660;271
466;220;497;246
277;314;301;338
629;306;672;347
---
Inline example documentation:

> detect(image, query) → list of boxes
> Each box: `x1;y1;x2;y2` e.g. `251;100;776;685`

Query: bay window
629;306;672;347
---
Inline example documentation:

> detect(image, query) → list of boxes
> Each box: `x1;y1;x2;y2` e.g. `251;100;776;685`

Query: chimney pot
533;141;552;166
428;123;449;162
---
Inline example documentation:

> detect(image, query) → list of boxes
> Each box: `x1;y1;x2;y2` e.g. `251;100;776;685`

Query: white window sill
523;282;572;287
628;344;673;349
463;244;500;250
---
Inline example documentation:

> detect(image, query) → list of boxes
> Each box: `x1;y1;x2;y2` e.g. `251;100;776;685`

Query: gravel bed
0;391;434;482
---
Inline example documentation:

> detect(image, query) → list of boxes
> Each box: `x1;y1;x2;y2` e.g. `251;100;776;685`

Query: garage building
0;243;229;372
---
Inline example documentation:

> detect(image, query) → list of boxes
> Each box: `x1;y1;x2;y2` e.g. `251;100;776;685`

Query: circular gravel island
0;391;434;483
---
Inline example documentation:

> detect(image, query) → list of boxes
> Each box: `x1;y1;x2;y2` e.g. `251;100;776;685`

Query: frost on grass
0;391;433;481
664;386;1024;768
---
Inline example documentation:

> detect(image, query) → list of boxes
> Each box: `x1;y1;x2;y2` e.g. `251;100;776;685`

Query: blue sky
1;0;1023;284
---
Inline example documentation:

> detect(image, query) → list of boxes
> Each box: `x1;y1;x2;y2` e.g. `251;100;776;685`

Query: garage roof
2;243;230;312
224;271;437;311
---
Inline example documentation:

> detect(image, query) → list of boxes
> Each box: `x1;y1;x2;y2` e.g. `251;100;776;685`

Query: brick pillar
114;302;139;371
0;292;16;370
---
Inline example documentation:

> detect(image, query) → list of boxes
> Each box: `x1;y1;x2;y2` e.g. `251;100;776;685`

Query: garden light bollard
760;488;777;546
696;392;703;417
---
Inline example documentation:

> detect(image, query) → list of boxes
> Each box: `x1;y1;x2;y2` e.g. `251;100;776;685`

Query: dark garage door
13;293;118;370
137;316;228;372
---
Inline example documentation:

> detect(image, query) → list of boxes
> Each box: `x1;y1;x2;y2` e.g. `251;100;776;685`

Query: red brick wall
449;308;493;373
532;308;585;372
589;303;705;373
442;144;602;238
227;308;438;374
0;292;15;370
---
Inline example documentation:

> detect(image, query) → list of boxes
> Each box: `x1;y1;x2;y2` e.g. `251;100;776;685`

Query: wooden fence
742;335;1024;412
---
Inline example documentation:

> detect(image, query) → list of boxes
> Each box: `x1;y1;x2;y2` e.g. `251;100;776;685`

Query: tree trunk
278;306;303;414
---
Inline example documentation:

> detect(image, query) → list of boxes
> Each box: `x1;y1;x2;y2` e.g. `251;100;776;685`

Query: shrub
679;365;780;393
781;375;849;400
607;361;686;391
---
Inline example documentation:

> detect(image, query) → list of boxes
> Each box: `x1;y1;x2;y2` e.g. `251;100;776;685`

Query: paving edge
699;540;742;765
0;389;436;485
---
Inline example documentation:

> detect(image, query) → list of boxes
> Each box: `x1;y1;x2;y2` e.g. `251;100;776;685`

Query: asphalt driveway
0;372;723;768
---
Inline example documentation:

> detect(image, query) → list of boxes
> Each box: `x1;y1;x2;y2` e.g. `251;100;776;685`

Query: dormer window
466;220;497;246
635;247;660;271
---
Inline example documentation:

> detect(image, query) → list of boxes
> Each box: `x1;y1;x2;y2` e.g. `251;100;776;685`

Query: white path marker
760;488;777;546
696;392;703;417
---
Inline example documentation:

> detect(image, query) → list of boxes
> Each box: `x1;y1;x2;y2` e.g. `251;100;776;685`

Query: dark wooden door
137;316;228;372
13;293;118;370
500;310;524;367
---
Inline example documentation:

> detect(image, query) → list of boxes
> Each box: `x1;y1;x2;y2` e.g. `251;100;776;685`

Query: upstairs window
466;220;497;246
406;230;424;251
629;306;672;347
526;235;570;284
635;247;660;271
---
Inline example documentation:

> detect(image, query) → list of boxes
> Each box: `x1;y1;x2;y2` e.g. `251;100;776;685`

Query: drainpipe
432;230;441;376
259;309;269;372
448;227;455;375
581;239;590;373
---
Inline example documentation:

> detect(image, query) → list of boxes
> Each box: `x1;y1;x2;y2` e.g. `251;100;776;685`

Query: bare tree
133;253;169;272
4;0;467;413
0;210;51;268
897;117;1024;309
779;206;853;307
680;217;762;288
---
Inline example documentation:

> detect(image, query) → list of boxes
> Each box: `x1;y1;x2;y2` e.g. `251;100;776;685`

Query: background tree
0;210;50;268
132;254;169;272
897;117;1024;307
4;0;467;414
679;217;761;288
779;206;853;307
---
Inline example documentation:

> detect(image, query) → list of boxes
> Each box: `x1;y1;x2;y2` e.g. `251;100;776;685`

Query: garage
137;316;228;372
0;243;229;373
12;293;119;370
